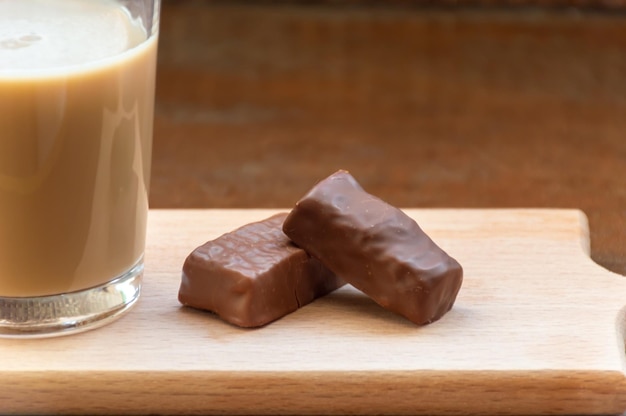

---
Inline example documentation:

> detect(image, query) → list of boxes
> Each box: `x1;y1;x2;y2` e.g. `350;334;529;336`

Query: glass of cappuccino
0;0;160;337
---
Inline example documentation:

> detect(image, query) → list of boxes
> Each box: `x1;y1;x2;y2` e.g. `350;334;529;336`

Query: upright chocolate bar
179;213;344;328
283;170;463;325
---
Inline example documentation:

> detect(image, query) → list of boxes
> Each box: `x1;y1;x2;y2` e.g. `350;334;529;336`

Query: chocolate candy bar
282;170;463;325
179;213;344;328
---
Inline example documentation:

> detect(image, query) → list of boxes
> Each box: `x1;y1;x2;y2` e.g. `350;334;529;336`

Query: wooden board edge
3;369;626;415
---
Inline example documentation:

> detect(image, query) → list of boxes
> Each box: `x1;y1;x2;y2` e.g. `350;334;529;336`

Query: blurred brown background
151;0;626;275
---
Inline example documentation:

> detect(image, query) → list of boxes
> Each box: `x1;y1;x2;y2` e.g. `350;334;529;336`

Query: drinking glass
0;0;160;337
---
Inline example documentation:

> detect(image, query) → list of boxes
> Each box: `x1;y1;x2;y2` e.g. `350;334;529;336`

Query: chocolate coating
283;170;463;325
179;213;344;328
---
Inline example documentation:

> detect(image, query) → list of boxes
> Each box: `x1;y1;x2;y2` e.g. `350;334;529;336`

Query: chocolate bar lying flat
283;171;463;325
179;213;344;328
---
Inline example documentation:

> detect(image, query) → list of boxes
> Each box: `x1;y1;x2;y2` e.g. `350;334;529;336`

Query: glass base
0;260;143;338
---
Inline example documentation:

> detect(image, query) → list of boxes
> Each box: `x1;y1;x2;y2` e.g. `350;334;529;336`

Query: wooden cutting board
2;209;626;415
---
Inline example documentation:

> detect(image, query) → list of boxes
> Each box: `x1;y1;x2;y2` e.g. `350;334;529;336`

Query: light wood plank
1;209;626;414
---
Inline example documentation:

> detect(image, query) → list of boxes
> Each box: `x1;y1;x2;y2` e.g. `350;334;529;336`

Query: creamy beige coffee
0;0;158;297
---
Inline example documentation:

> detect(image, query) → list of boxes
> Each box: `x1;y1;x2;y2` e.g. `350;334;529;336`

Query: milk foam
0;0;147;72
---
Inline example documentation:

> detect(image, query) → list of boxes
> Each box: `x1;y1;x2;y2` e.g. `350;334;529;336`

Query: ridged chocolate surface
179;213;343;327
283;171;463;325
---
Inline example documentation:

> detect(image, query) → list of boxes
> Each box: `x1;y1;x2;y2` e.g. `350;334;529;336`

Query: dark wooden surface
152;1;626;276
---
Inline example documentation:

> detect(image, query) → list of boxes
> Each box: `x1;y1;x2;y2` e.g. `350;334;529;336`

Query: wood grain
1;209;626;414
152;2;626;278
